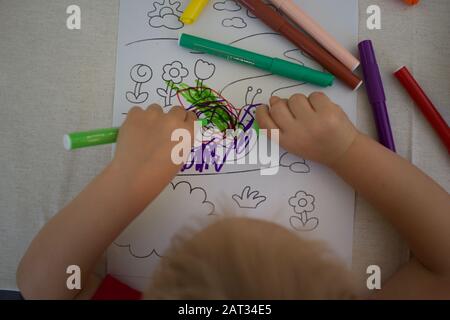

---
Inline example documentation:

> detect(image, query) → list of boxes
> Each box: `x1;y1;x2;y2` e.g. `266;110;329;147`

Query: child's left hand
112;104;197;183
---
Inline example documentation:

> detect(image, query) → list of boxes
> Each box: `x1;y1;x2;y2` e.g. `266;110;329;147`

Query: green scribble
168;81;244;132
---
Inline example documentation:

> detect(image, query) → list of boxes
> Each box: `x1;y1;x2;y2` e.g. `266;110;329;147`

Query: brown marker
238;0;362;90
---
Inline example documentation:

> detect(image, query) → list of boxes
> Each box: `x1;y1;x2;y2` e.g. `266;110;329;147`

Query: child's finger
168;105;187;120
185;111;198;124
145;103;161;111
256;105;280;133
128;106;144;117
308;92;331;113
269;96;287;108
287;94;315;119
146;103;163;115
269;97;295;128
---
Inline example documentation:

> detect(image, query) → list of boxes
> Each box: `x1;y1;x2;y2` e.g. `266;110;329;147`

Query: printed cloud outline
279;152;311;173
114;181;215;258
222;17;247;29
213;0;242;12
149;13;184;30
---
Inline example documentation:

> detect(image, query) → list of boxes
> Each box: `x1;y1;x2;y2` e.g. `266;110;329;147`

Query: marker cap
180;0;209;24
358;40;386;103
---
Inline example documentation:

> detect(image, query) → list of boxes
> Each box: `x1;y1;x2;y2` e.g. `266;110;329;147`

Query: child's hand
112;104;197;179
256;92;359;166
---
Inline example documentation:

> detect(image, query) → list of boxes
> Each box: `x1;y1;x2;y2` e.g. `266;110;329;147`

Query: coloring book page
109;0;359;290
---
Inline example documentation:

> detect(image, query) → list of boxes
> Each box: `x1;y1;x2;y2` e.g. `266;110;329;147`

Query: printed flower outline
194;59;216;81
288;191;315;214
126;64;153;104
162;61;189;84
158;61;189;106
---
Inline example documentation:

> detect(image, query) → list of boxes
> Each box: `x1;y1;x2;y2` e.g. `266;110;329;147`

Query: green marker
179;33;334;87
253;119;260;137
64;128;119;150
64;119;209;150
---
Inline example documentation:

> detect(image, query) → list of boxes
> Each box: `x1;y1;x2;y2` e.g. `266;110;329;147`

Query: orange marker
403;0;420;5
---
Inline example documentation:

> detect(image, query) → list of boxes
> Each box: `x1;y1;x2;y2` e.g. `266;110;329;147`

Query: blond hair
144;217;356;299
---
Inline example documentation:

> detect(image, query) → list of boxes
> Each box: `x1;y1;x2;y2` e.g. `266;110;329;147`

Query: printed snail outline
113;180;215;259
155;58;264;175
288;190;319;231
232;186;267;209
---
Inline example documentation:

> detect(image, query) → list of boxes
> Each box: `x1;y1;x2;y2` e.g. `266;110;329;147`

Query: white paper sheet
108;0;358;291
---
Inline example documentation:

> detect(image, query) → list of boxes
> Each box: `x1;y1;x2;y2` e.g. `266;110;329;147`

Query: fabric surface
0;0;448;294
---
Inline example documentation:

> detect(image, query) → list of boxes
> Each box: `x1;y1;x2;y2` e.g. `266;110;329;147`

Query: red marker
394;66;450;153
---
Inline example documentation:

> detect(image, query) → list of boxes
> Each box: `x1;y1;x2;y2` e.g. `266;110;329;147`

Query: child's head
145;217;356;299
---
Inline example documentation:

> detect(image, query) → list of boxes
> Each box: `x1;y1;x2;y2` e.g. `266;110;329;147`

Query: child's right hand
256;92;359;167
112;104;197;180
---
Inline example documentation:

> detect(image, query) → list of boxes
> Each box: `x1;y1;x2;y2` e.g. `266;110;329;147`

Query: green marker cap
64;128;119;150
271;58;334;87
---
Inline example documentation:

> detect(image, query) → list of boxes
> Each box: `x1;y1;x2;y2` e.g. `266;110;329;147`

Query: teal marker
179;33;334;87
64;119;209;150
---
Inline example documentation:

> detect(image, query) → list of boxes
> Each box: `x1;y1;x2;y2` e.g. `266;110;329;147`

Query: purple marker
359;40;396;152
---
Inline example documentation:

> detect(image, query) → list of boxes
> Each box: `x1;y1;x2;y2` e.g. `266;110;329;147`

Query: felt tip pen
237;0;362;90
394;66;450;153
269;0;360;71
179;33;334;87
64;119;210;150
359;40;396;152
180;0;209;24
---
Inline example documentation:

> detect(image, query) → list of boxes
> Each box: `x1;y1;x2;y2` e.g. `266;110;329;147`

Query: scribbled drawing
126;64;153;104
147;0;184;30
288;191;318;231
213;0;242;12
149;58;260;174
172;83;260;173
157;61;189;107
222;17;247;29
232;186;267;209
113;181;215;259
176;151;307;176
279;152;310;173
